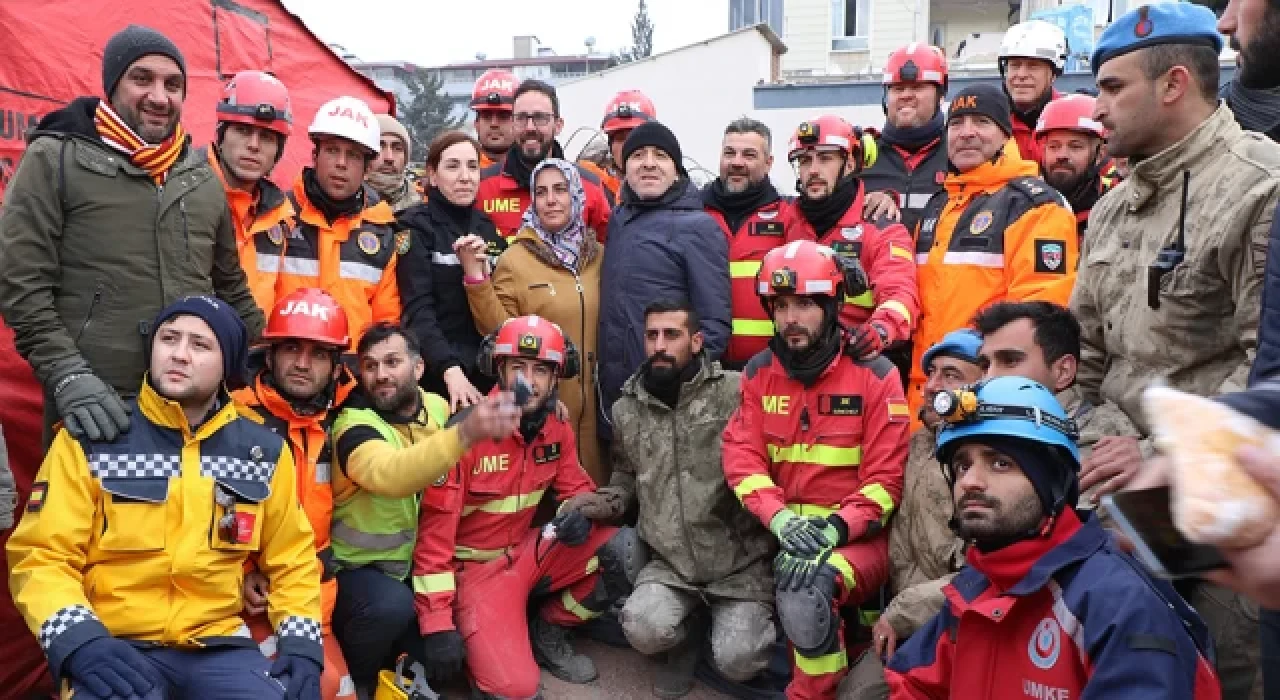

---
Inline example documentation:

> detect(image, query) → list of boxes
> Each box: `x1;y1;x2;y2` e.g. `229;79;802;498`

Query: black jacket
396;198;507;391
1251;198;1280;385
861;136;949;235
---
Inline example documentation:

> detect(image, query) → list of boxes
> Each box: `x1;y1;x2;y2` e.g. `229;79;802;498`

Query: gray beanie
102;25;187;98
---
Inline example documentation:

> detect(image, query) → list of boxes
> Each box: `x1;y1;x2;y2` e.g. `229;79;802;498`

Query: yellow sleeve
256;447;324;665
6;431;111;677
334;424;466;500
463;258;521;335
1004;202;1079;305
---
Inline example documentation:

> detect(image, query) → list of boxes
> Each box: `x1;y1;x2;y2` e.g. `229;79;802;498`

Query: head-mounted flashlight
797;121;819;145
770;268;798;293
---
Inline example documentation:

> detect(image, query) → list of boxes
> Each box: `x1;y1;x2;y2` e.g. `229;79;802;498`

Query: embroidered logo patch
751;221;785;237
534;442;562;465
357;231;381;256
819;394;863;416
1036;239;1066;274
840;225;864;241
28;481;47;512
1028;618;1061;670
970;211;994;234
887;399;910;423
395;231;411;255
266;224;285;247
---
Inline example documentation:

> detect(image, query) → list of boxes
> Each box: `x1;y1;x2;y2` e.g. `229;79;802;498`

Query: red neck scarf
93;100;186;185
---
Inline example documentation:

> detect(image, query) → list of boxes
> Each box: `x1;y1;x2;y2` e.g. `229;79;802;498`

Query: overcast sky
281;0;727;67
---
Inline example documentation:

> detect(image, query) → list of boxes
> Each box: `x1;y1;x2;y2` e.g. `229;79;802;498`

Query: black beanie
946;435;1079;517
102;25;187;99
621;121;688;177
947;83;1013;136
148;295;248;384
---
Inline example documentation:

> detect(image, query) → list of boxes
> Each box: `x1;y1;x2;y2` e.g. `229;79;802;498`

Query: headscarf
522;158;588;273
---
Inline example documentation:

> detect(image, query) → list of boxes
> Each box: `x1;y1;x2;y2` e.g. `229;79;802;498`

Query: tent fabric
0;3;392;694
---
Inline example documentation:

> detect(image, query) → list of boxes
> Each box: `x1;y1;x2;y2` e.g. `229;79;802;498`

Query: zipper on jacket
76;282;105;345
573;274;588;445
180;198;190;258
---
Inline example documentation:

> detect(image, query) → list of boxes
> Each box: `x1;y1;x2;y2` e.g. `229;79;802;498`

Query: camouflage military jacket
608;355;774;602
1072;105;1280;435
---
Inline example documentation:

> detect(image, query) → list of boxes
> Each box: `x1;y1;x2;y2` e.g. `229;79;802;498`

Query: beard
116;100;179;144
1043;165;1087;194
780;323;819;352
1235;9;1280;89
370;379;419;415
954;491;1044;543
645;351;685;382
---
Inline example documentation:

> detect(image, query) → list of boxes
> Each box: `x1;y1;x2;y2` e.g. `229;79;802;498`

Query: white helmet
999;20;1068;73
308;96;380;155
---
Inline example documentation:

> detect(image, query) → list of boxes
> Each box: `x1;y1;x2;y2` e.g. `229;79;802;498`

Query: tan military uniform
1070;104;1280;700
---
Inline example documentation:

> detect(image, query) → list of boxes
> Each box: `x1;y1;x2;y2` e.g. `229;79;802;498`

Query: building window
730;0;784;34
831;0;870;50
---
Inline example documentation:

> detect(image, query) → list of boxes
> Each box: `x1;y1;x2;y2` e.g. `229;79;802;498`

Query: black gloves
421;629;467;681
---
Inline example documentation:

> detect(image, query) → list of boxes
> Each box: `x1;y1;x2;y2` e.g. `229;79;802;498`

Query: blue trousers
332;567;418;687
70;646;284;700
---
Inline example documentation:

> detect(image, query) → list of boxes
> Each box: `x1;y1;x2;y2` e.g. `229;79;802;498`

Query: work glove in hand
561;490;625;521
551;507;592;546
850;322;889;361
421;629;467;681
269;654;321;700
54;371;130;442
773;549;835;592
769;511;841;558
64;636;162;699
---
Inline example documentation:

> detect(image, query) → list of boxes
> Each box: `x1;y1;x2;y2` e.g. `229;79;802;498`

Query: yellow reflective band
879;300;912;325
846;289;875;308
455;545;510;562
730;260;763;278
732;319;775;337
860;609;881;627
828;552;857;591
768;443;862;467
585;556;599;575
793;648;849;676
889;243;913;262
786;503;838;519
412;572;456;594
733;474;778;502
859;483;896;523
561;589;601;621
462;488;547;517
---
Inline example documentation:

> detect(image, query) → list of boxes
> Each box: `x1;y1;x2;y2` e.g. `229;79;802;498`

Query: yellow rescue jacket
6;379;322;679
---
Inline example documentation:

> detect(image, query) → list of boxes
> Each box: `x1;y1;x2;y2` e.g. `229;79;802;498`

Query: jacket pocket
75;280;109;346
423;471;462;512
99;478;169;552
210;477;269;552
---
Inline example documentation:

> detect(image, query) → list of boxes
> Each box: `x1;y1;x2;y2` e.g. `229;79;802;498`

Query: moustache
959;494;999;510
781;323;812;338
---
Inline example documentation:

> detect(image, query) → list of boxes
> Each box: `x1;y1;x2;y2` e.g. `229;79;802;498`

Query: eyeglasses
513;112;554;127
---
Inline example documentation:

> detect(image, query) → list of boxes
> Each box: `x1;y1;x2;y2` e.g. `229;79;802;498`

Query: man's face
220;124;282;185
720;132;773;193
1221;0;1280;89
626;146;679;200
500;357;556;415
150;314;223;406
267;339;337;403
475;110;515;155
644;311;703;382
951;442;1045;541
794;149;849;199
374;134;408;178
609;130;632;171
1094;51;1162;159
979;318;1076;393
314;137;369;200
886;83;940;129
771;295;826;352
511;92;562;162
1040;131;1100;194
110;54;184;144
1003;57;1055;109
922;356;984;428
359;335;424;415
947;115;1006;172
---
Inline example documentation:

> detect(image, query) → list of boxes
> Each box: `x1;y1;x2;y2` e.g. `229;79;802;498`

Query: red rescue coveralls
412;405;616;698
722;348;909;700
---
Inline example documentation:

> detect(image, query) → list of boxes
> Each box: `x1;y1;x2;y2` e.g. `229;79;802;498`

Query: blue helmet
933;376;1080;468
921;329;983;375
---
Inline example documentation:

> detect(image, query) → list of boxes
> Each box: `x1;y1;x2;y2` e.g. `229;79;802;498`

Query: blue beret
1092;3;1223;75
921;329;983;374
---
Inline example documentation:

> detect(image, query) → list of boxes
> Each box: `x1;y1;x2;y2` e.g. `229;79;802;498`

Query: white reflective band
803;280;834;294
281;256;321;276
339;261;384;284
495;343;514;354
432;252;461;266
1077;117;1104;132
783;240;803;259
921;70;943;82
315;462;331;485
827;135;851;149
1048;580;1089;667
907;42;919;53
882;73;894;83
915;253;930;265
942;251;1005;268
906;193;934;209
256;253;282;273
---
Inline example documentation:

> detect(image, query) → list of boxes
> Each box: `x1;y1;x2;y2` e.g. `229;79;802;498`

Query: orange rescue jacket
206;147;293;314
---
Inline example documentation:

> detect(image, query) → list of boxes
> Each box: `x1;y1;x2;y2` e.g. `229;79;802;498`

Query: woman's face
429;141;480;206
533;167;571;234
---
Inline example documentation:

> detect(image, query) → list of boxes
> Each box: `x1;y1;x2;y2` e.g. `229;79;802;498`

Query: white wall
555;29;778;184
782;0;831;74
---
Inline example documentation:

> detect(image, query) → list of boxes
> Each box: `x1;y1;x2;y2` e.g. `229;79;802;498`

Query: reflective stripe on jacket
204;146;293;314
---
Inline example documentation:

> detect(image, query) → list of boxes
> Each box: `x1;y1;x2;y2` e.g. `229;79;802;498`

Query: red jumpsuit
705;197;799;367
722;348;909;700
789;184;919;346
412;407;615;698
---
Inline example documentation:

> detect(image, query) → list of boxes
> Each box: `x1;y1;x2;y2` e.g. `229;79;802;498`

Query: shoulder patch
1034;239;1068;274
1007;177;1061;207
480;162;504;179
852;354;897;380
395;230;411;255
28;481;47;512
743;349;776;379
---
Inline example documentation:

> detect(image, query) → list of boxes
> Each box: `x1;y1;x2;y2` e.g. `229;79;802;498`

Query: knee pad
597;526;647;599
620;605;683;655
777;566;840;657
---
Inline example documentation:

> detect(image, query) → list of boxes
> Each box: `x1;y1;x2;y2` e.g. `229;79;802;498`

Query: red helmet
261;288;350;348
216;70;292;137
471;69;518;112
601;90;656;134
1035;94;1106;140
486;315;579;378
787;115;867;164
756;241;846;310
883;44;949;91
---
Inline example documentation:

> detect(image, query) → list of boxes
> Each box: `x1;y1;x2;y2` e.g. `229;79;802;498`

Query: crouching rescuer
411;316;641;699
721;240;909;699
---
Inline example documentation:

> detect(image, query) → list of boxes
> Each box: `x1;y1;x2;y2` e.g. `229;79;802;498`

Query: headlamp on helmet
934;381;1079;441
770;268;799;294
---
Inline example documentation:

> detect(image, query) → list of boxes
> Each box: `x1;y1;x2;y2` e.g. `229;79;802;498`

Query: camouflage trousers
621;580;776;682
1188;581;1263;699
